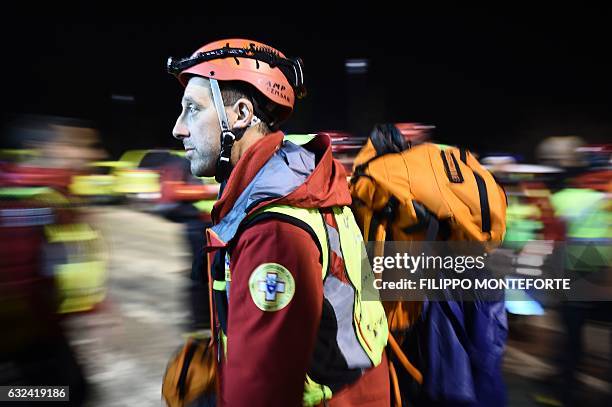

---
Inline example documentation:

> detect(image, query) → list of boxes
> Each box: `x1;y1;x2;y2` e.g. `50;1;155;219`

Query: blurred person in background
0;115;95;406
165;38;389;406
2;115;105;176
537;136;612;406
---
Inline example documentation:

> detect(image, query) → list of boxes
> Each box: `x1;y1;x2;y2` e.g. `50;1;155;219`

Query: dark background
1;11;611;159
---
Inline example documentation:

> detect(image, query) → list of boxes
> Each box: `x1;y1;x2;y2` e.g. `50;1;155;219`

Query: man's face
172;77;221;177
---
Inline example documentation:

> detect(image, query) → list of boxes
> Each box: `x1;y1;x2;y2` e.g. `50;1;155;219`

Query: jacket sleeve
220;218;323;407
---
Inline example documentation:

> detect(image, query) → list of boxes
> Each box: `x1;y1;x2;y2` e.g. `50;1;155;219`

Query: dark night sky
1;11;611;160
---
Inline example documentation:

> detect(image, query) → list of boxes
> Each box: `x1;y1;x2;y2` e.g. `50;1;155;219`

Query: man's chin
190;161;215;178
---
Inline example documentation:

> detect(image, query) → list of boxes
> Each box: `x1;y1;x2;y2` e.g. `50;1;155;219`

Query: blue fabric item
417;298;508;407
396;275;507;407
211;141;315;243
422;300;475;404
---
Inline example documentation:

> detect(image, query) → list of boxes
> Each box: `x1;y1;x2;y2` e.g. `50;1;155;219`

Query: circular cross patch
248;263;295;312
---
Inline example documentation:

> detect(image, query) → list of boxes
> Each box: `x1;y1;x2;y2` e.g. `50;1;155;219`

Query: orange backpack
349;135;507;405
351;139;506;326
351;139;506;246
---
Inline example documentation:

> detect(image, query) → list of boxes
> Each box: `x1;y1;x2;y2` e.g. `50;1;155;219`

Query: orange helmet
167;38;305;126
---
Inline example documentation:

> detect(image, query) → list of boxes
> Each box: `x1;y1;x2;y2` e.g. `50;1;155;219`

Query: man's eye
187;104;198;115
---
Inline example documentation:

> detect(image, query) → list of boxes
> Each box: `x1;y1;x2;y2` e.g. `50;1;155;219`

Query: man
167;39;389;406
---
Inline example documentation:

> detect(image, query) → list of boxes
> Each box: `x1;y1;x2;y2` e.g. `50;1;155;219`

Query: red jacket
207;132;359;406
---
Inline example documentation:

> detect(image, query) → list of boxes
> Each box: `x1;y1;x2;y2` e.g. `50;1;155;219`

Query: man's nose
172;116;189;140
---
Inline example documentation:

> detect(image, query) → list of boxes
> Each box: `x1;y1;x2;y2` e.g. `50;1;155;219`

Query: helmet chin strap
210;78;262;183
209;78;236;183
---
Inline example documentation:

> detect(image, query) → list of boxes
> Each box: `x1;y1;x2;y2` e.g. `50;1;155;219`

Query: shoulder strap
238;210;325;268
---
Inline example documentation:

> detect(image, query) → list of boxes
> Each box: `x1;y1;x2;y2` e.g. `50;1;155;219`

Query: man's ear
230;98;254;130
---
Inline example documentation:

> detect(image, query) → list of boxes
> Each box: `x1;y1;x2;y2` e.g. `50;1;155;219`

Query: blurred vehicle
69;160;132;202
122;149;220;204
113;149;219;223
114;149;162;201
